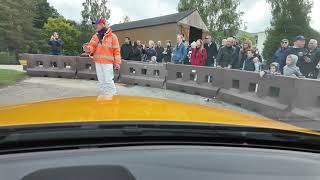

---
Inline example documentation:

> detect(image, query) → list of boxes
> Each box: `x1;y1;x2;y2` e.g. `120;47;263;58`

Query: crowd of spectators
270;36;320;79
119;34;320;79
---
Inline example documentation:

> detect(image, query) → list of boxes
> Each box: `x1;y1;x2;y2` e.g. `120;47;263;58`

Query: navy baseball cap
295;35;305;41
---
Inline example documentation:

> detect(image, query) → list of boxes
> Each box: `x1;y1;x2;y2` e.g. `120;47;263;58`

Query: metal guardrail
22;54;320;122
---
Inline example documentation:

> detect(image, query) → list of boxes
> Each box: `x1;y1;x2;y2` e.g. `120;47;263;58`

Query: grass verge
0;69;28;87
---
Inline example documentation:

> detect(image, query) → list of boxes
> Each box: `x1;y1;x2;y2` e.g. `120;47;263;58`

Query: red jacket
191;48;207;66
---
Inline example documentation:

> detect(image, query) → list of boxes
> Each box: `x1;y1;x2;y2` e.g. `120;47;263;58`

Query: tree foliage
239;31;257;46
33;0;60;29
263;0;320;65
28;0;60;54
81;0;110;26
177;0;243;42
43;17;81;55
0;0;60;60
80;0;111;46
0;0;39;62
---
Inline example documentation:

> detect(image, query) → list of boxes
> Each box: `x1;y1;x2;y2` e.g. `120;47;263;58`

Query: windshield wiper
0;122;319;154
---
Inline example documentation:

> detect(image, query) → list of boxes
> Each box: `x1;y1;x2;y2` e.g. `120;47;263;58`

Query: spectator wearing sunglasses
273;39;289;73
204;35;218;67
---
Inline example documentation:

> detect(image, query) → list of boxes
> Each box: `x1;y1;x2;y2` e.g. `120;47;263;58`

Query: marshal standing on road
83;18;121;100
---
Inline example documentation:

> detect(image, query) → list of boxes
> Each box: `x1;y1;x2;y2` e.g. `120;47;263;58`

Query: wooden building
110;10;209;46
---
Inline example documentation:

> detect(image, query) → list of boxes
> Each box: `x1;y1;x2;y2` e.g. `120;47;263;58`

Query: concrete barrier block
214;71;295;119
120;61;166;88
121;75;164;88
113;60;127;82
166;64;219;97
26;54;52;77
218;89;289;119
222;69;260;92
26;54;47;68
289;78;320;121
166;80;218;97
26;55;77;78
77;57;97;80
257;74;296;106
55;56;77;78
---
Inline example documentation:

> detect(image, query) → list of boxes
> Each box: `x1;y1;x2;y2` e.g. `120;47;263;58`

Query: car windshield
0;0;320;171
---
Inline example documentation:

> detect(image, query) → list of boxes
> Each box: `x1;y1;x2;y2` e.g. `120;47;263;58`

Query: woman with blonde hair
142;40;157;61
190;39;207;66
239;39;252;69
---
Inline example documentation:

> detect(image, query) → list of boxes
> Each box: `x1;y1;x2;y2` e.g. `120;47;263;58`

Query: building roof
111;10;196;31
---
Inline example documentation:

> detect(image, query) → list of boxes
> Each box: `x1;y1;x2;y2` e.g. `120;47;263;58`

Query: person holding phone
48;32;64;55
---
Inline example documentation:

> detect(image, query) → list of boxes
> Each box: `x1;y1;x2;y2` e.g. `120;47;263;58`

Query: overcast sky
48;0;320;33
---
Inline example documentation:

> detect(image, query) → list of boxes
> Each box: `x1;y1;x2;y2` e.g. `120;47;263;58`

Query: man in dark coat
48;32;64;55
120;37;133;60
307;39;320;78
216;37;236;68
232;37;241;69
204;35;218;66
273;39;290;73
284;35;311;77
155;41;164;62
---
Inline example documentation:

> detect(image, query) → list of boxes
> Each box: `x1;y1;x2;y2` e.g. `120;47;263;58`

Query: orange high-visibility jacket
87;28;121;65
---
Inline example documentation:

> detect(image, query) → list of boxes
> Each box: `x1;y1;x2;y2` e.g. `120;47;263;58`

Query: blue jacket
172;43;187;62
48;39;64;55
273;47;287;72
142;48;157;60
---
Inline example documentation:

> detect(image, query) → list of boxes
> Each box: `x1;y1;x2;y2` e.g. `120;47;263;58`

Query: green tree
43;17;81;55
239;31;257;46
177;0;243;42
27;0;60;54
263;0;320;65
33;0;60;29
0;0;39;63
80;0;111;44
81;0;110;26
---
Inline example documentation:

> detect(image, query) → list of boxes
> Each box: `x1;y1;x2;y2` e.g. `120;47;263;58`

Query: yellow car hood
0;96;317;135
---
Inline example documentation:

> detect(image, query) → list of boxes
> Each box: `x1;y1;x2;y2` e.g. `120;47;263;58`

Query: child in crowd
259;62;281;77
283;54;304;77
253;57;261;72
242;49;257;71
142;40;157;61
187;41;196;63
252;48;262;72
150;56;157;63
